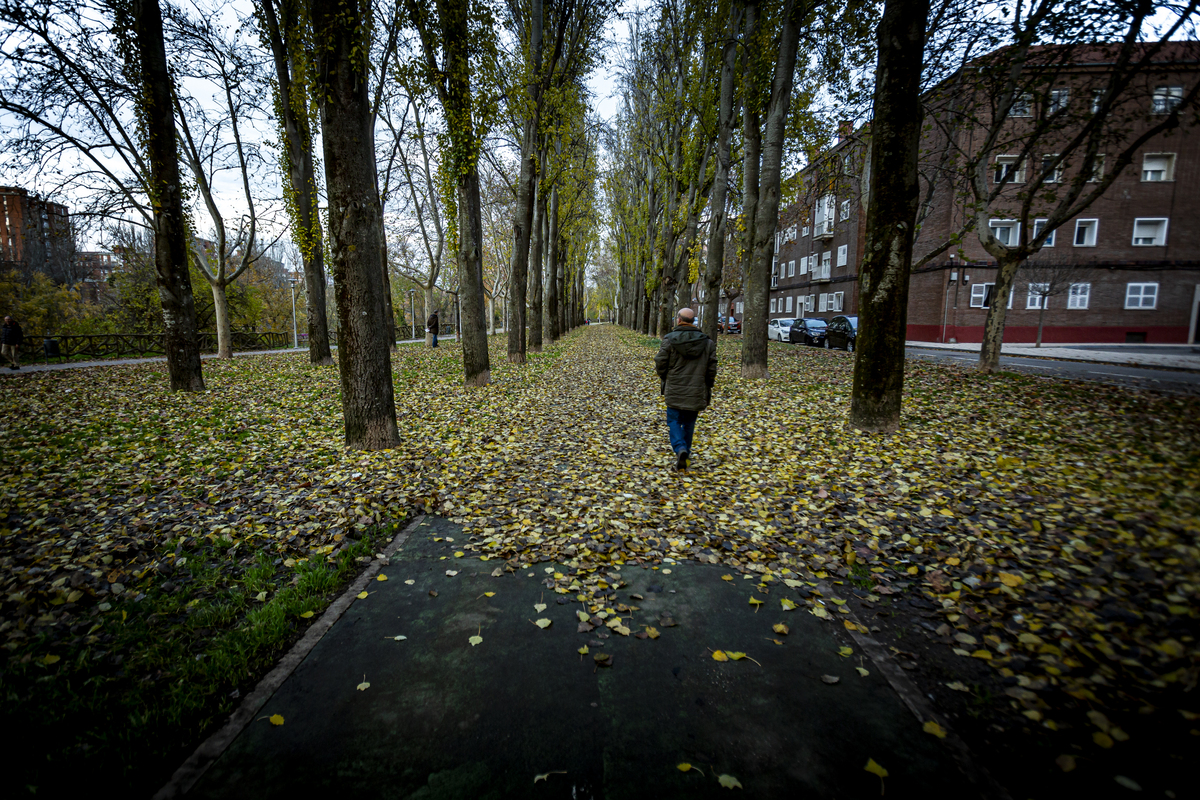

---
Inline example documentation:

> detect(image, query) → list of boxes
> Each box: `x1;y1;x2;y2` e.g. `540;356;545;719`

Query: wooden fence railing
32;331;292;363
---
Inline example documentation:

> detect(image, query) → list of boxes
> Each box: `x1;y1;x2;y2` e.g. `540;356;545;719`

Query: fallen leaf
534;603;547;612
645;627;661;639
269;714;284;726
838;647;853;657
577;646;589;655
469;634;483;646
749;597;764;607
712;650;729;662
998;572;1023;587
484;592;495;597
299;611;314;619
864;758;888;778
1114;776;1141;791
1093;731;1114;748
41;655;60;665
821;674;840;684
404;579;415;585
721;575;733;581
923;720;947;738
357;591;368;599
773;623;789;635
781;598;797;611
445;570;459;577
945;681;970;692
1055;754;1076;772
717;774;742;789
390;635;407;641
533;770;566;783
535;618;552;629
428;590;438;597
356;677;370;691
377;574;388;582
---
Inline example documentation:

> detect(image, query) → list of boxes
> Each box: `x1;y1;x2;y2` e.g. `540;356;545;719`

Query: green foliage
0;271;102;336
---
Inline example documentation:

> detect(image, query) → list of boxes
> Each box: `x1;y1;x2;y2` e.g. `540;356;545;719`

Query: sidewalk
906;340;1200;371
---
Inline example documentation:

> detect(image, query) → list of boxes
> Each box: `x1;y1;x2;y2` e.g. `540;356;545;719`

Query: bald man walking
654;307;718;470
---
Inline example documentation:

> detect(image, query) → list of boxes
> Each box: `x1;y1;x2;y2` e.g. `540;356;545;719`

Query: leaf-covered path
1;324;1198;796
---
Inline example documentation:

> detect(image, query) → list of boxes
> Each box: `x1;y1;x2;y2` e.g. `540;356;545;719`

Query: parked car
788;317;828;346
768;318;795;342
824;315;859;351
717;315;741;334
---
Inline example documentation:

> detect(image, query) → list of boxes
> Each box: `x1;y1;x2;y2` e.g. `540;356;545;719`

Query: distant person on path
427;310;439;348
2;315;23;370
654;307;717;471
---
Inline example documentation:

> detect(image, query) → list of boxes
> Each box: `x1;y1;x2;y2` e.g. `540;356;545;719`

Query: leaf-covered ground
1;324;1197;794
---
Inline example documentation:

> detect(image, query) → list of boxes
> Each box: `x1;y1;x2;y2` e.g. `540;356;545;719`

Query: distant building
771;42;1200;344
75;250;121;303
0;186;73;283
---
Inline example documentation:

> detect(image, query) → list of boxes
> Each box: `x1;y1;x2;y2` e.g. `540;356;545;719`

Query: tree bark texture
259;0;334;365
849;0;929;433
737;0;764;377
546;183;560;341
311;0;399;449
701;2;740;341
440;0;491;385
979;256;1021;372
529;173;544;352
131;0;204;391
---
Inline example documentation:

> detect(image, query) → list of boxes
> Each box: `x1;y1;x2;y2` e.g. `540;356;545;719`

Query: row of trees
608;0;1198;433
0;0;612;448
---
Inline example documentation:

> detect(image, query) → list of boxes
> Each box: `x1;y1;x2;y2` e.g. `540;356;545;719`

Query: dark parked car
717;315;741;334
788;317;828;346
824;315;858;351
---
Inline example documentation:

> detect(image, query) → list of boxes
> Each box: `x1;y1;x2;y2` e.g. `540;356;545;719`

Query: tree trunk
546;183;560;341
258;0;333;366
529;173;544;352
738;0;763;377
130;0;204;391
849;0;928;433
424;285;436;346
488;294;495;335
211;280;232;359
311;0;399;449
980;256;1021;371
701;2;740;341
441;0;491;386
507;121;535;363
1036;301;1045;347
381;241;396;348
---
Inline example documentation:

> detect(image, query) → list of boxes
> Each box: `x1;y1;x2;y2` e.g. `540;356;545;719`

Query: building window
1087;154;1105;182
813;195;835;235
1010;93;1033;117
1142;153;1175;181
989;219;1020;246
802;225;810;237
820;250;831;278
840;200;850;221
1152;86;1183;114
1048;88;1069;114
831;292;844;312
1125;283;1158;309
1068;283;1090;309
804;294;814;313
837;245;848;267
787;259;796;277
970;283;1013;309
1033;218;1055;247
1091;89;1104;114
1074;219;1098;247
1132;218;1168;246
785;295;793;312
994;156;1025;184
1041;154;1062;183
1027;283;1050;309
819;293;829;312
799;256;808;275
736;301;743;313
770;298;777;313
775;232;781;253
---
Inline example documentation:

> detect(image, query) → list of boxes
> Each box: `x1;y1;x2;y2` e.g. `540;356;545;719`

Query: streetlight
285;257;298;349
409;288;416;341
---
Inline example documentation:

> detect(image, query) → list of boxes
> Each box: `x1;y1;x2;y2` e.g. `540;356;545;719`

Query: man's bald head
677;307;696;325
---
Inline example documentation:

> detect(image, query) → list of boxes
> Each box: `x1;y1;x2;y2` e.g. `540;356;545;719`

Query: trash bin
43;338;61;358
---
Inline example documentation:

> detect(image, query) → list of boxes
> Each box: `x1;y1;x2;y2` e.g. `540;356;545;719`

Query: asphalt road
906;346;1200;395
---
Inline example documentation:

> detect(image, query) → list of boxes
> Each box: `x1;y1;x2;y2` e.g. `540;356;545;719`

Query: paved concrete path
179;516;981;799
905;340;1200;371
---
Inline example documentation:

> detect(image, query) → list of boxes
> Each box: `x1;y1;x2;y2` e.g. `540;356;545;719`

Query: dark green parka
654;324;718;411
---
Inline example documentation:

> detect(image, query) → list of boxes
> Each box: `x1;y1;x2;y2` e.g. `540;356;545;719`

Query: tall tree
405;0;495;385
849;0;929;433
257;0;335;365
310;0;400;448
127;0;206;390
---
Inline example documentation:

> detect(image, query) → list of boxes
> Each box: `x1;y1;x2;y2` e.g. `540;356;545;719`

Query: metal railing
33;331;292;363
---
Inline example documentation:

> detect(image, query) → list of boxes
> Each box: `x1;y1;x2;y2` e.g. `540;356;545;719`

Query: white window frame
804;294;814;313
1087;155;1105;183
818;293;829;312
1041;154;1062;184
736;301;744;313
787;259;796;277
820;250;831;279
1152;86;1183;115
1033;219;1055;247
1125;283;1158;309
775;231;781;253
989;219;1020;247
799;256;809;275
1091;89;1104;114
831;292;844;312
1010;93;1033;117
770;298;777;313
970;283;1014;309
785;295;793;313
1048;88;1069;114
1074;219;1098;247
801;225;810;237
837;245;848;267
1141;153;1175;182
1067;283;1090;310
1027;283;1050;310
1132;218;1168;247
840;200;850;221
994;156;1025;184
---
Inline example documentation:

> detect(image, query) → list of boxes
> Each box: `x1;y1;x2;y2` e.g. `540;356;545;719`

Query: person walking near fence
654;307;717;471
2;316;23;370
427;310;439;348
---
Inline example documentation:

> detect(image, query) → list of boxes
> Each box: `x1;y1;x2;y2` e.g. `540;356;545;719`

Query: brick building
0;186;73;283
770;42;1200;344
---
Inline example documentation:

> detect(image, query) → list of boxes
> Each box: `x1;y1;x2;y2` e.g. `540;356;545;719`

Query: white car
768;318;795;342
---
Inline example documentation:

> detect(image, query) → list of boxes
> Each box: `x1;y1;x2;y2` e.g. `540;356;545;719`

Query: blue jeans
666;407;698;455
431;329;438;347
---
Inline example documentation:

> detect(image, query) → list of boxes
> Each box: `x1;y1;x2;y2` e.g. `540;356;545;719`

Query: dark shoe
675;450;689;470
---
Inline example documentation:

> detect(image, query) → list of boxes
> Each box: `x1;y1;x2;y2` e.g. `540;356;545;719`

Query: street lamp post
289;277;299;349
409;289;416;340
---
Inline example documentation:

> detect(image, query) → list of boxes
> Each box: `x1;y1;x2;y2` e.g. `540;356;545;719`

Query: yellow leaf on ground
864;758;888;777
843;620;858;631
269;714;284;726
357;591;368;599
923;720;947;738
998;572;1023;587
454;551;464;557
534;603;547;612
299;611;314;619
726;651;747;660
781;598;797;611
41;655;60;665
712;650;729;661
1093;731;1114;748
469;635;483;646
773;623;789;635
677;763;695;772
484;592;495;598
645;627;661;639
721;575;733;581
578;646;589;655
748;597;763;606
356;679;370;691
970;649;993;660
856;666;870;677
838;647;853;657
376;574;388;582
535;618;552;629
1056;755;1076;772
615;625;630;636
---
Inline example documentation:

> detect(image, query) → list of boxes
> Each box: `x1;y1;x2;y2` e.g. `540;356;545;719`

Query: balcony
813;220;835;242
